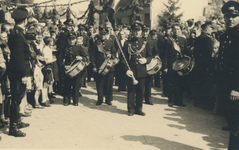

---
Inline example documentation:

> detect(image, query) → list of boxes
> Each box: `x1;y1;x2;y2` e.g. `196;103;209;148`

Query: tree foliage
10;0;34;4
158;0;183;30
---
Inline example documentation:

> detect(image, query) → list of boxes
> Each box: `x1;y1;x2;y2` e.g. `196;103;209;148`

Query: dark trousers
167;69;183;104
154;71;161;87
63;72;83;104
127;76;145;113
95;72;114;103
191;73;216;108
116;64;127;91
162;71;169;96
9;75;26;129
145;75;153;103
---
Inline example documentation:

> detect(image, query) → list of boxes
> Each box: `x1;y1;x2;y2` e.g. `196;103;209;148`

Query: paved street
0;81;229;150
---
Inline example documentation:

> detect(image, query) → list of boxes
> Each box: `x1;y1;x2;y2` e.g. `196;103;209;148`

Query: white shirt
42;45;53;63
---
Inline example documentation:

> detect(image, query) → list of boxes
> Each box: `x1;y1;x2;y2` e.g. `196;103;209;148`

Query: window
144;13;150;26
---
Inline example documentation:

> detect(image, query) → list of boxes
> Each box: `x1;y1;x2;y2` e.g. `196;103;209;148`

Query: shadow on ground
121;135;202;150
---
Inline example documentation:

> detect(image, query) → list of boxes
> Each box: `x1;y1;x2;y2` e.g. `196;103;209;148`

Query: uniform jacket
122;37;154;78
91;35;116;72
193;32;213;74
162;36;187;70
216;25;239;92
58;45;89;68
8;25;31;78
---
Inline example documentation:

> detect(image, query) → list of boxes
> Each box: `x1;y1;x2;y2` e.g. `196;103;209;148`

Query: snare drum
146;58;162;75
172;56;195;76
98;58;117;75
65;61;85;78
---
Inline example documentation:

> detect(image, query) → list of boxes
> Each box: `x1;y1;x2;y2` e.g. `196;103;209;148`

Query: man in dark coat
191;22;214;109
162;23;187;107
216;1;239;149
7;7;30;137
91;27;116;106
123;22;153;116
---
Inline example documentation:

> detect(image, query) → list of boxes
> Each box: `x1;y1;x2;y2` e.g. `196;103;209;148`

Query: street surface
0;81;229;150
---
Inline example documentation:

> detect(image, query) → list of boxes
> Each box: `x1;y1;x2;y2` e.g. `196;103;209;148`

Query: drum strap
169;37;182;56
128;41;146;60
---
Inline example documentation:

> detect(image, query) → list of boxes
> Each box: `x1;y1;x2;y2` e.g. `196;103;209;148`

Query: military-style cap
78;24;85;30
142;25;149;31
131;21;142;31
67;31;76;39
11;7;28;20
64;19;74;26
99;26;109;35
222;1;239;15
150;29;157;35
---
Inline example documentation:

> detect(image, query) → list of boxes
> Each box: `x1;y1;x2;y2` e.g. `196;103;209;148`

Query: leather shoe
135;111;146;116
41;101;51;107
9;129;26;137
96;101;102;106
50;99;54;104
105;101;112;105
63;103;68;106
18;122;30;129
174;103;186;107
222;125;231;131
127;112;134;116
145;102;154;105
73;103;79;106
20;112;31;117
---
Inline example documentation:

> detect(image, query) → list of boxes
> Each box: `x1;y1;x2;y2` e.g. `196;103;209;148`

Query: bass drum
146;57;162;75
172;56;195;76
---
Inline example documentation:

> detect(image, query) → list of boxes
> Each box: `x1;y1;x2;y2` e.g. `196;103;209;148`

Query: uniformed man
123;22;153;116
7;7;31;137
58;31;88;106
162;23;187;107
143;28;159;105
91;27;116;106
191;21;214;109
216;2;239;149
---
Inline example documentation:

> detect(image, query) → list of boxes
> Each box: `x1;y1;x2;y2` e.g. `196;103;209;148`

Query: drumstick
106;17;138;85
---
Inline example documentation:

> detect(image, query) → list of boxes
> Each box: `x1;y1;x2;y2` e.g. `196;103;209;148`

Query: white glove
126;70;133;77
138;58;147;64
65;65;71;70
76;56;83;60
230;90;239;101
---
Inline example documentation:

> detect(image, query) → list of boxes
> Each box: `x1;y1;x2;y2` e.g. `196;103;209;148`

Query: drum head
173;57;190;71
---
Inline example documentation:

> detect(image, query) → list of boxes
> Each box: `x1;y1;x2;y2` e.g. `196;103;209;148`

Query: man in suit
123;22;153;116
216;2;239;149
162;23;187;107
191;22;214;109
91;27;116;106
7;7;30;137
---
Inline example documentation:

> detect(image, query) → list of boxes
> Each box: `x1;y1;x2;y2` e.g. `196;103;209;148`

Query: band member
191;21;214;109
162;23;187;107
91;27;116;106
123;22;153;116
7;7;30;137
216;2;239;149
58;32;88;106
115;31;127;92
143;27;159;105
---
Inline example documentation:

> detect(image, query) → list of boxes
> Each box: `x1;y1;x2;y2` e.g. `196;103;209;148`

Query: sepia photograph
0;0;238;149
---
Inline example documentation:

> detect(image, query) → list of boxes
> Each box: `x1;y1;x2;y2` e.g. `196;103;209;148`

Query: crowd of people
0;1;239;149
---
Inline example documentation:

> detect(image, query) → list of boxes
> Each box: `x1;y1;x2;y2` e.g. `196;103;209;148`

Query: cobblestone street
0;81;229;150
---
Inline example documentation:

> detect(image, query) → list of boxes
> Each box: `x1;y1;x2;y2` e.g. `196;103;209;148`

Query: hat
142;25;149;31
11;7;28;20
150;29;157;35
131;22;142;31
78;24;85;30
64;19;74;26
67;31;76;39
222;1;239;15
99;26;109;35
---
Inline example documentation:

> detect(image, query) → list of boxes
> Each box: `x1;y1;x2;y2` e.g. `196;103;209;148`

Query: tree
10;0;34;4
158;0;183;30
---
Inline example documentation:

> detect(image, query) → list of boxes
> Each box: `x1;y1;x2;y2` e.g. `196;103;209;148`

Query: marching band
0;1;239;149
